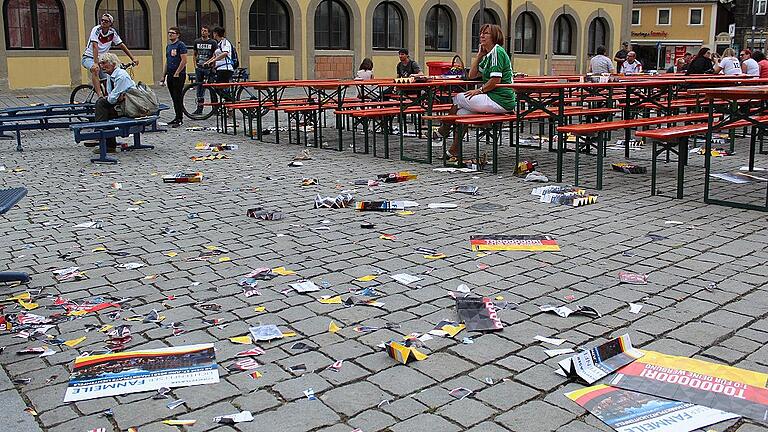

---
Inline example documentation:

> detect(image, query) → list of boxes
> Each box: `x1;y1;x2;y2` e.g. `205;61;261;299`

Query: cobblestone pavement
0;88;767;432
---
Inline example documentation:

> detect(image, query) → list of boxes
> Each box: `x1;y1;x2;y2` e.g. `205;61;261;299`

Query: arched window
372;1;402;50
4;0;65;49
553;15;573;55
587;17;607;55
249;0;289;49
471;8;499;51
514;11;537;54
425;5;451;51
315;0;349;49
96;0;149;49
177;0;223;45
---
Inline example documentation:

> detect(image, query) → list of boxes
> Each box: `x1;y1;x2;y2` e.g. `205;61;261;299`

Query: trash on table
450;185;479;195
534;335;566;346
557;334;642;384
539;304;601;319
355;200;418;211
456;297;503;332
628;303;643;314
385;340;428;364
249;325;284;342
567;384;739;432
618;271;648;285
63;344;218;402
214;411;254;425
246;207;284;220
470;235;560;252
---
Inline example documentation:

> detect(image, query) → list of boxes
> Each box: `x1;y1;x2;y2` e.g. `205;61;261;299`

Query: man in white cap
81;13;139;98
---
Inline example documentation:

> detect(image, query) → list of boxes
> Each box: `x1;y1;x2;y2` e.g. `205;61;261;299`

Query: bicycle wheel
70;84;97;105
182;83;216;120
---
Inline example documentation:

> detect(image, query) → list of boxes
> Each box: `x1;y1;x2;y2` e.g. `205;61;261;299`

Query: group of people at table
591;41;768;77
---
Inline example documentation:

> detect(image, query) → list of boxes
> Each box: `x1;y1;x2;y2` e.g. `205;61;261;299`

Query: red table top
689;85;768;100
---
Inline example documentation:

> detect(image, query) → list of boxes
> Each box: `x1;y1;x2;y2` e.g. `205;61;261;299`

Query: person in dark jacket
686;47;714;75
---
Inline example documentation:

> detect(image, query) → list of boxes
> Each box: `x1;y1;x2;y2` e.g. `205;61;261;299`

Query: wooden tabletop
689;85;768;100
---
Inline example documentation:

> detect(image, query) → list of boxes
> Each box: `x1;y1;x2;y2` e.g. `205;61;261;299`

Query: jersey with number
478;44;516;111
83;26;123;58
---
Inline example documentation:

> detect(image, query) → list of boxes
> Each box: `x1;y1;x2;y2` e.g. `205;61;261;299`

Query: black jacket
686;57;714;75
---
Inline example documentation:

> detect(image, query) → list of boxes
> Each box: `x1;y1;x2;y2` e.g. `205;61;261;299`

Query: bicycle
181;67;250;120
70;62;136;104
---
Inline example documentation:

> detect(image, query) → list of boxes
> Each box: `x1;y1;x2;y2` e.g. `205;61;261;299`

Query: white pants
453;92;507;115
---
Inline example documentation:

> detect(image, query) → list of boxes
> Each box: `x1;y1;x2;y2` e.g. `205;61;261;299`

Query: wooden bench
70;116;158;164
636;115;768;199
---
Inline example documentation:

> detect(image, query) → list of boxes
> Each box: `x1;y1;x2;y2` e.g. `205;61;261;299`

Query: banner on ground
566;384;740;432
609;350;768;424
64;343;219;402
469;235;560;252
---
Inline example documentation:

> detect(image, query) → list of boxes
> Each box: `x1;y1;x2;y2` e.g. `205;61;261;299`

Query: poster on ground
456;297;503;332
608;350;768;424
64;343;219;402
566;384;740;432
469;235;560;252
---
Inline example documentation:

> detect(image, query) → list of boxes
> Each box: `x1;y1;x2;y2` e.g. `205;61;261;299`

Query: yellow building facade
0;0;630;89
630;0;725;70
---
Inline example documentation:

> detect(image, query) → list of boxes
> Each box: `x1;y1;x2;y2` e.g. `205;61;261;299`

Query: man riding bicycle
82;13;139;98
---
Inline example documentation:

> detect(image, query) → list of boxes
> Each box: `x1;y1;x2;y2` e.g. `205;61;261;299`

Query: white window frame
631;9;641;26
688;8;703;25
657;8;671;26
757;0;767;15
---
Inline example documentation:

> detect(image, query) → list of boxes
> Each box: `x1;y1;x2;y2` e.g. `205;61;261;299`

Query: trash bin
426;61;453;76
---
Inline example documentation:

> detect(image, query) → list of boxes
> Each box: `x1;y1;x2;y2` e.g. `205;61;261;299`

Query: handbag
116;82;160;118
448;55;466;78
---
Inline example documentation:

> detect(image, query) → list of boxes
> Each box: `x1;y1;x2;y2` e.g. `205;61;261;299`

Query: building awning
631;40;704;46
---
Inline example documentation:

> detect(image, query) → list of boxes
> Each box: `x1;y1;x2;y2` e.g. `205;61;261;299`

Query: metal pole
752;0;757;49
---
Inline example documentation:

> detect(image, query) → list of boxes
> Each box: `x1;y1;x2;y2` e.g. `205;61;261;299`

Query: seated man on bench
91;52;137;152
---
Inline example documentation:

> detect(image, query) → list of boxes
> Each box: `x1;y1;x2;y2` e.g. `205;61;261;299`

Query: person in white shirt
714;48;742;75
620;51;642;74
740;49;760;76
81;14;138;98
203;27;234;83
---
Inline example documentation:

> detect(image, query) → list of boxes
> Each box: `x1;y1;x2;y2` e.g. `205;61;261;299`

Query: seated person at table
666;58;686;73
619;51;642;74
396;49;421;77
589;45;615;74
686;47;714;75
355;58;378;99
91;52;136;152
753;51;768;78
714;48;742;75
741;50;760;76
437;24;516;159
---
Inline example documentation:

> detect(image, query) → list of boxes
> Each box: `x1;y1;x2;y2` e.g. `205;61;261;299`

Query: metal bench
70;116;158;164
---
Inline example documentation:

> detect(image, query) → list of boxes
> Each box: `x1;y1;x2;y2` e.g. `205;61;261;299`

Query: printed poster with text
567;384;739;432
609;350;768;423
64;343;220;402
